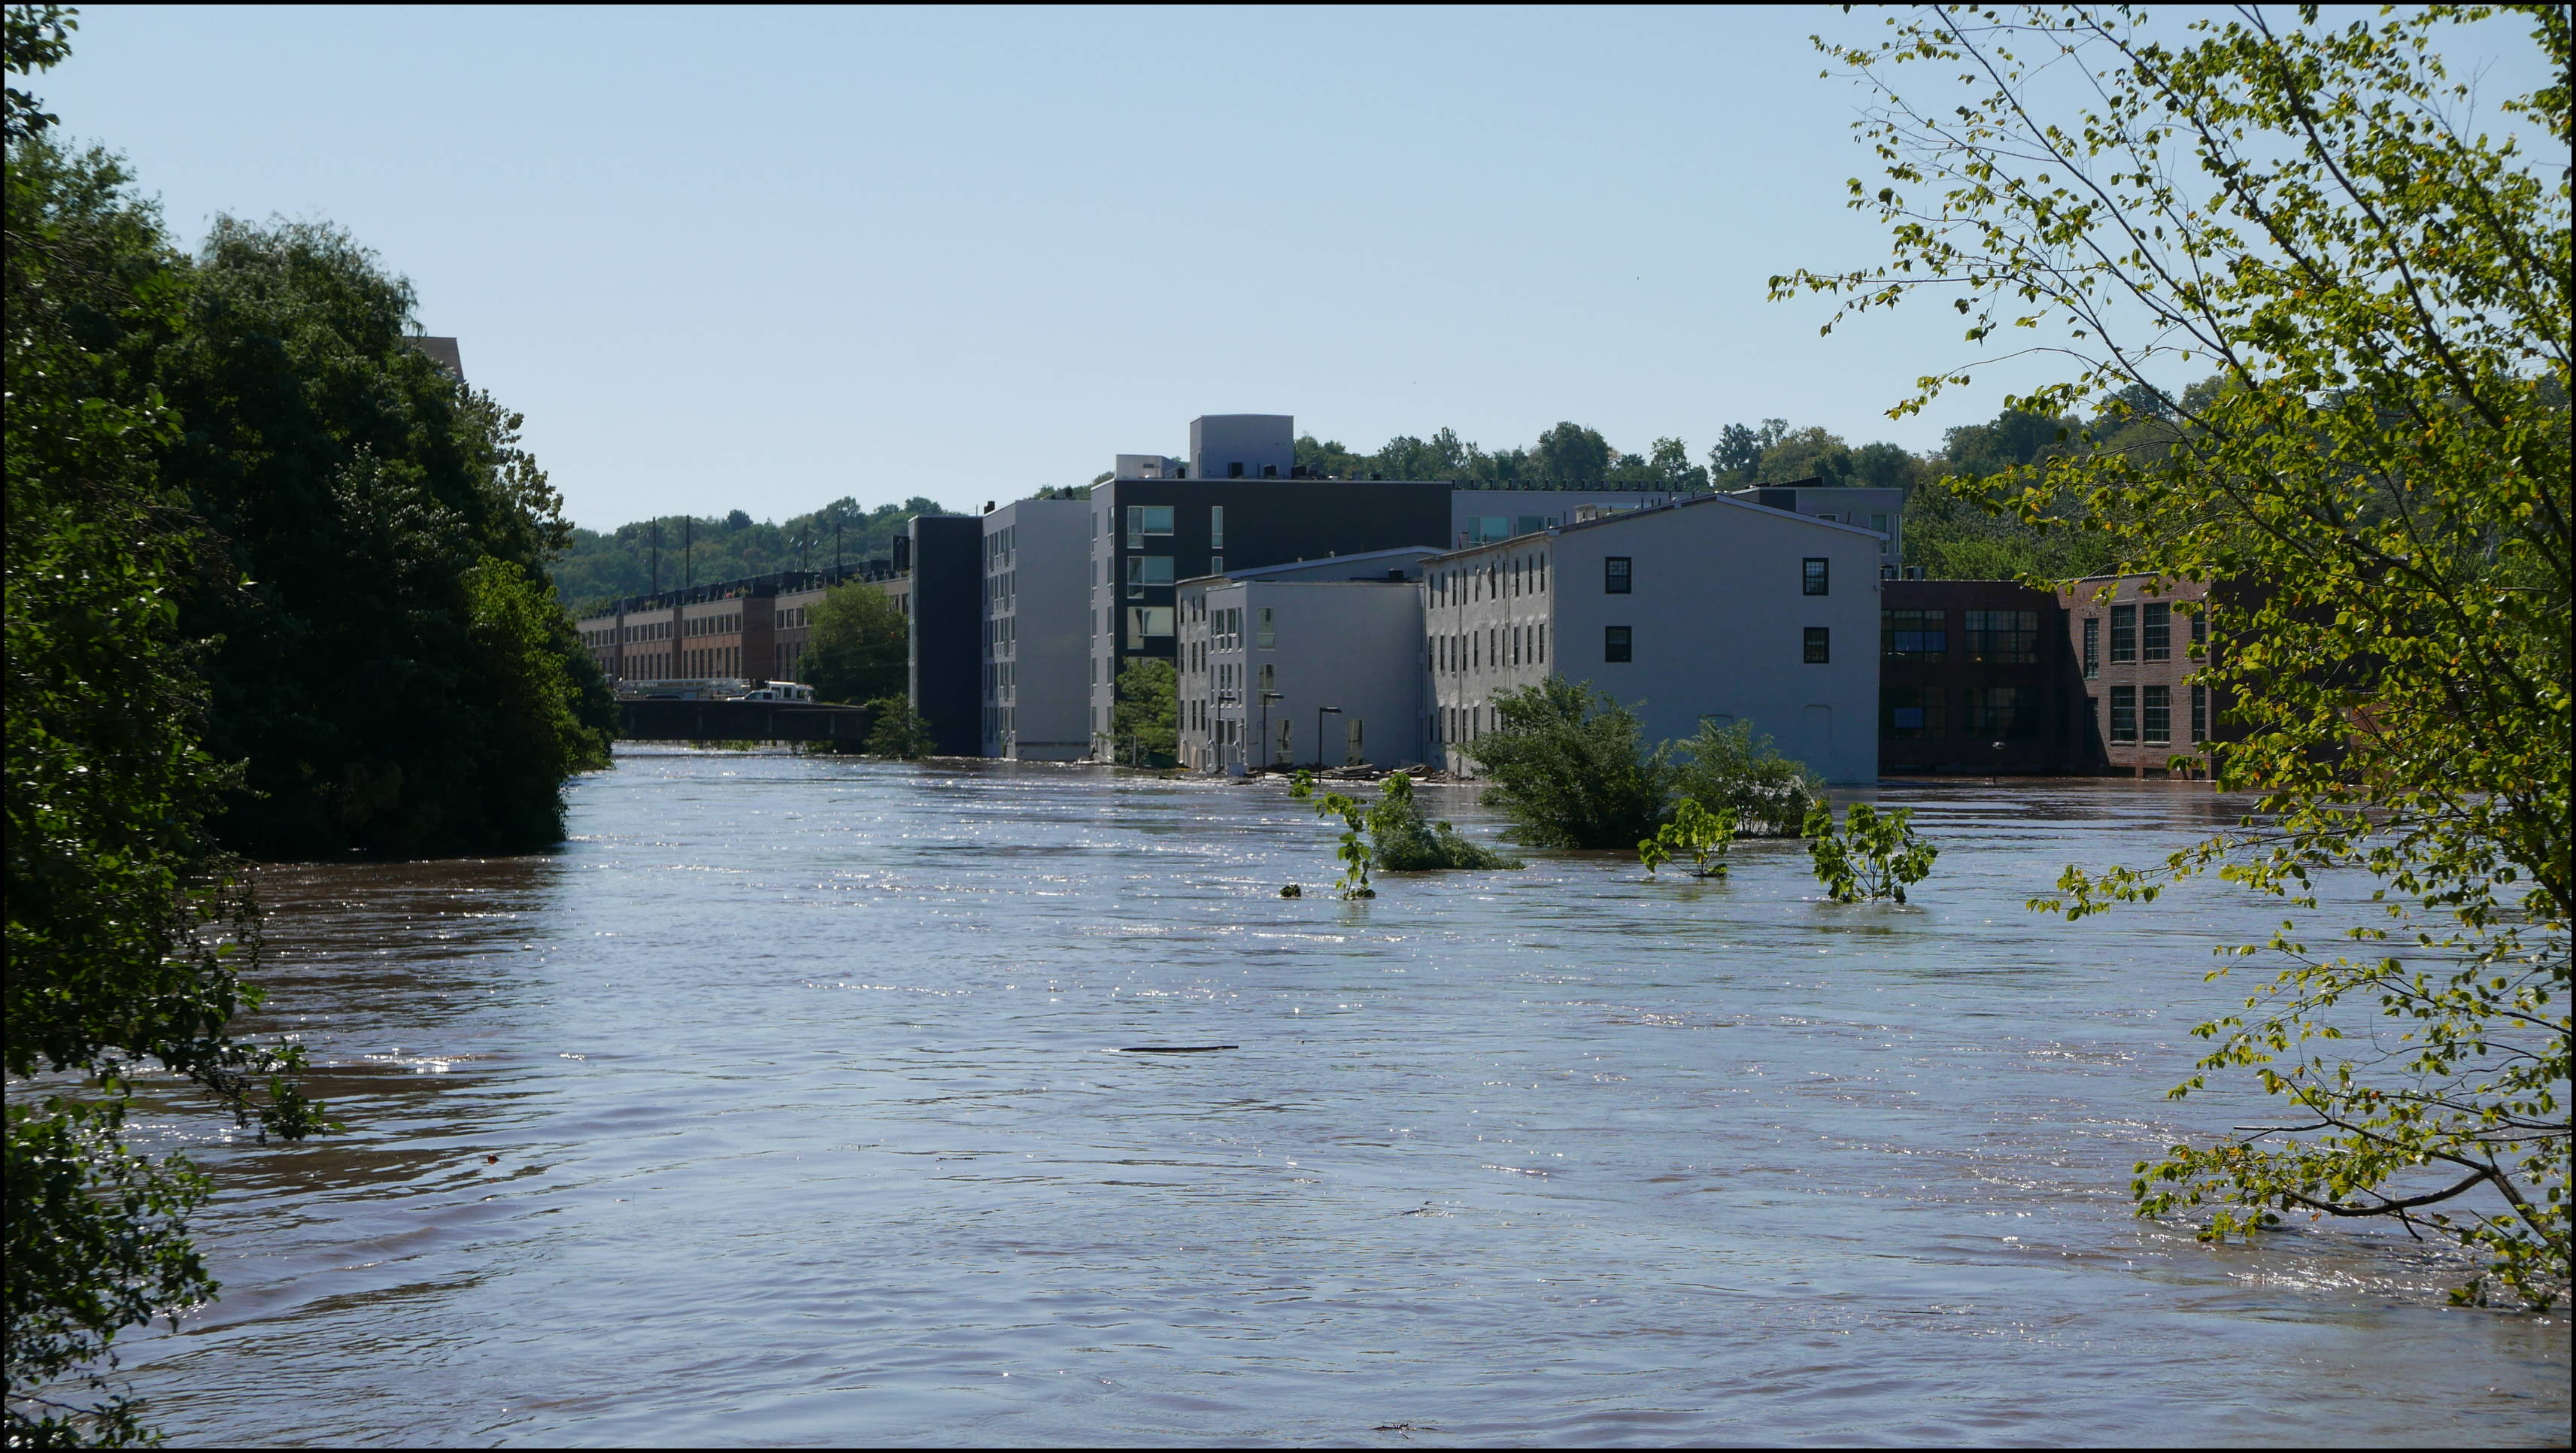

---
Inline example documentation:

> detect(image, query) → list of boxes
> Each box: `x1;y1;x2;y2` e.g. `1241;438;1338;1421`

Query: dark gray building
907;515;983;756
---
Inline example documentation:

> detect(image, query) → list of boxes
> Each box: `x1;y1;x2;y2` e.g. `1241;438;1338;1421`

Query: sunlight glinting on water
117;749;2567;1447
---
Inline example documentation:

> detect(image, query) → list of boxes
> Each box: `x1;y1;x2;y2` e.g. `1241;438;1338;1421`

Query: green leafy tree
1112;658;1177;767
1804;802;1939;904
802;580;907;702
1295;769;1521;884
1639;798;1736;878
1464;677;1673;849
863;695;936;759
1783;4;2569;1303
1670;717;1822;837
5;26;324;1442
156;215;610;857
1528;421;1614;484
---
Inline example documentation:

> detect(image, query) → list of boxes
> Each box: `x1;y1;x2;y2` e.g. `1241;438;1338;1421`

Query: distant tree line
549;495;947;614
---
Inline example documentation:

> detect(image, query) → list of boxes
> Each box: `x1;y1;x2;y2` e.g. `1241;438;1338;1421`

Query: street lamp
1257;690;1282;776
1315;706;1342;770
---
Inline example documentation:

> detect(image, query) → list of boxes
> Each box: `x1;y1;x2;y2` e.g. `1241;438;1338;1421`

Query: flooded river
117;749;2565;1445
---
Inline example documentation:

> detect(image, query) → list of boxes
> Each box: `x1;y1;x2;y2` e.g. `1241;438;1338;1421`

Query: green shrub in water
1805;802;1937;904
1639;798;1736;878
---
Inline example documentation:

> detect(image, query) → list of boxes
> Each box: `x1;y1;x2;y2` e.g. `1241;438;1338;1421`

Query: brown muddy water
106;748;2565;1445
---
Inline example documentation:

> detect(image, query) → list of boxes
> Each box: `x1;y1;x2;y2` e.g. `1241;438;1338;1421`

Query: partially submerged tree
863;696;936;759
1805;802;1939;905
1292;770;1521;894
1670;718;1823;838
1112;658;1177;768
1782;4;2569;1303
1464;678;1672;849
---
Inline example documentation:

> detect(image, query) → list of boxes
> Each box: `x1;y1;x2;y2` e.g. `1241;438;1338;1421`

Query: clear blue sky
30;5;2549;529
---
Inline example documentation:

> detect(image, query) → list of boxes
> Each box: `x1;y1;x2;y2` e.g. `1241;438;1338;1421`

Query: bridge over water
617;699;872;743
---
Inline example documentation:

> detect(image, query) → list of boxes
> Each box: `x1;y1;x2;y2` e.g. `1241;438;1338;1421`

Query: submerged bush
1464;678;1671;849
1806;802;1937;904
1290;770;1519;897
1639;798;1736;878
1672;719;1822;839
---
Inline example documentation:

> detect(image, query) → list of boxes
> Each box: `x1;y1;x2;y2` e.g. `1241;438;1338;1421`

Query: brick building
1876;580;2090;775
2061;574;2235;778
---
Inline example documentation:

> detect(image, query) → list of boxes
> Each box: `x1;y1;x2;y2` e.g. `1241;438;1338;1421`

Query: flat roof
1425;491;1885;565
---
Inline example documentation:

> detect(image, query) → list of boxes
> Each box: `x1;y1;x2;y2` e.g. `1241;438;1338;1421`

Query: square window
1604;557;1631;593
2110;604;2138;662
2110;684;2138;742
1967;685;2038;739
2143;684;2171;743
1881;608;1947;661
1882;687;1946;739
1802;558;1830;596
1804;626;1831;663
1604;626;1633;663
1965;609;2040;663
2143;602;2171;660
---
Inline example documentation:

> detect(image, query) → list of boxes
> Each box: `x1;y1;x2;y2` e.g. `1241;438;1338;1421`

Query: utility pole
651;520;660;593
684;516;693;589
834;520;843;581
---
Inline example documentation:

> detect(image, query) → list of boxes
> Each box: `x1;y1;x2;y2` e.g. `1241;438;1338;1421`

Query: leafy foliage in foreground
1786;4;2569;1303
6;18;324;1436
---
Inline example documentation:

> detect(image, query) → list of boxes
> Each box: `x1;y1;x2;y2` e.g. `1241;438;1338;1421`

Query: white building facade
981;497;1091;760
1426;493;1884;784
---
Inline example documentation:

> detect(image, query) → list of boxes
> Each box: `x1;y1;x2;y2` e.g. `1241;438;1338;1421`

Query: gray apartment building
1428;493;1885;784
1176;548;1441;773
1084;415;1455;758
979;497;1090;760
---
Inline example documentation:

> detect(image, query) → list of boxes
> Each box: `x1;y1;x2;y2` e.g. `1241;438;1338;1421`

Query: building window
1256;607;1275;649
2143;601;2171;661
1126;605;1173;646
1604;626;1633;663
1802;558;1830;596
1209;505;1225;548
1605;557;1632;594
1966;684;2039;739
2191;607;2208;651
1126;504;1173;548
1804;626;1831;664
2083;617;2099;677
1965;609;2040;663
1127;555;1174;597
1882;608;1947;661
2191;683;2208;742
1883;687;1945;739
2110;603;2138;662
1258;663;1274;692
2110;684;2138;742
1227;461;1244;478
2143;684;2171;744
1209;556;1223;575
